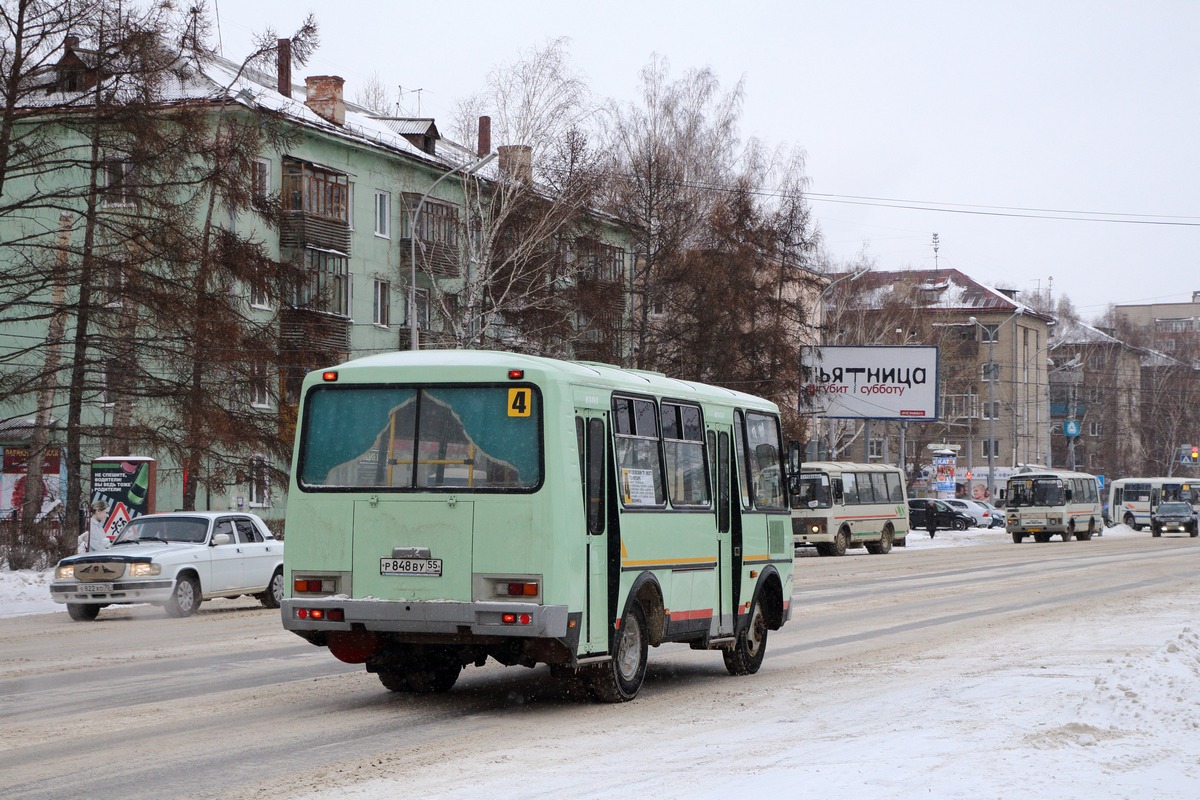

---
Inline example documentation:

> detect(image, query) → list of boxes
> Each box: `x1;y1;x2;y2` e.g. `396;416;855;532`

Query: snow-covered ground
7;524;1200;798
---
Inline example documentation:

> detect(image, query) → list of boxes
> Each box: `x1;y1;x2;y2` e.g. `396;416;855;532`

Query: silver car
50;511;284;621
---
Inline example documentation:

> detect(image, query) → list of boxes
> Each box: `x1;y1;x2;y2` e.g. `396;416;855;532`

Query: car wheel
586;601;649;702
952;518;967;531
258;568;284;609
723;596;768;676
67;603;100;622
405;647;462;693
164;575;201;618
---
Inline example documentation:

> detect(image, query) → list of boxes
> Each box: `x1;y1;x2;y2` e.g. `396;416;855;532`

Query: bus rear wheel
587;601;648;702
1063;522;1075;542
723;597;768;676
866;525;894;555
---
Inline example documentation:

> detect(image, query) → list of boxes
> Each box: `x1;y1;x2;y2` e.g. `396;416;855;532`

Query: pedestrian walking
926;499;938;538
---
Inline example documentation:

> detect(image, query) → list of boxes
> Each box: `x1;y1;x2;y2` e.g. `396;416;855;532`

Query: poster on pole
89;457;156;547
802;345;940;420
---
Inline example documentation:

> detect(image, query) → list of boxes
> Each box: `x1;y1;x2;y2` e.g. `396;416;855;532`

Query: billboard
802;345;940;420
88;457;156;547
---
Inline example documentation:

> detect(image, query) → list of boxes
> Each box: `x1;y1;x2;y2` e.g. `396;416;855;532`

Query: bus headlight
1049;515;1062;524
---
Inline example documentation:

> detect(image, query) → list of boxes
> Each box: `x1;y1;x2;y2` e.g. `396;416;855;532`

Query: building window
982;401;1001;419
292;247;349;316
405;287;429;329
248;361;273;408
868;438;884;460
252;158;270;206
403;197;459;246
981;361;1000;382
1088;421;1102;437
982;439;1001;457
101;158;136;207
282;160;350;222
246;455;271;508
576;238;625;282
979;324;999;343
374;190;391;238
373;279;390;327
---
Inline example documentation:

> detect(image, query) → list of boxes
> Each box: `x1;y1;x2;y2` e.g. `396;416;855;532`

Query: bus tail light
295;607;344;622
498;581;538;597
501;612;533;625
488;575;540;600
294;577;337;594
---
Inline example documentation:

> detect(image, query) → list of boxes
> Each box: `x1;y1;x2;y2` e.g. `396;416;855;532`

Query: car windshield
1157;502;1192;515
113;517;210;544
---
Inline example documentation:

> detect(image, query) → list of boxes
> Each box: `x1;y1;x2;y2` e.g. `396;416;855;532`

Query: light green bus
281;351;796;702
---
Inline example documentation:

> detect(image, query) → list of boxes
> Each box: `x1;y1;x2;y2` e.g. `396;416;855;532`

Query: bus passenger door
578;415;610;654
710;429;734;636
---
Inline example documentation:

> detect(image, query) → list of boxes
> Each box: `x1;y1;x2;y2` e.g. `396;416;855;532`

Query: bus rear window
298;385;542;491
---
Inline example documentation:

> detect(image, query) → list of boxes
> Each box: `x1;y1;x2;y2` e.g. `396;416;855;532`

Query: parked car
1150;502;1198;538
908;498;973;532
50;511;284;621
976;500;1008;528
945;499;990;528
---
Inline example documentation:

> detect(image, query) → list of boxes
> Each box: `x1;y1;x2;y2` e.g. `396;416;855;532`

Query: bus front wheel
723;598;768;676
831;528;850;556
587;602;648;702
1011;532;1024;543
1063;522;1075;542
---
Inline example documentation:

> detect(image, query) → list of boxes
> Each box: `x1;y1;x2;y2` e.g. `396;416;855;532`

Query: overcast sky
211;0;1199;321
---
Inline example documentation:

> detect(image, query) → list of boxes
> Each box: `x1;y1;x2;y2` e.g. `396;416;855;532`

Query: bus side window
717;432;730;533
831;478;845;505
586;418;605;534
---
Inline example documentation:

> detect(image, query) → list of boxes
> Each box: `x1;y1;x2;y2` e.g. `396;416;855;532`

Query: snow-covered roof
826;268;1053;320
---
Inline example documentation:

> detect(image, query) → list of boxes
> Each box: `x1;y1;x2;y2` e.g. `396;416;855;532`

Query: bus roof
801;461;904;473
310;350;779;410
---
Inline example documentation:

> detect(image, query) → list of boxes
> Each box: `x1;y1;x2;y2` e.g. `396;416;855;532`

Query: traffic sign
1063;420;1081;438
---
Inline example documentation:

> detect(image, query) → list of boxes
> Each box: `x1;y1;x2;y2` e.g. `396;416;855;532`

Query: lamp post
968;309;1023;500
408;152;497;350
810;267;870;459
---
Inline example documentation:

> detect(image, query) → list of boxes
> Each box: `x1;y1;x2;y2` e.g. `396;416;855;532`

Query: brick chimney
477;116;491;158
497;144;532;183
276;39;291;97
305;75;345;126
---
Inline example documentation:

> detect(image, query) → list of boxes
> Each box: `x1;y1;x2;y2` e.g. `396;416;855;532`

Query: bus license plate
79;583;112;593
1026;528;1042;533
380;558;442;577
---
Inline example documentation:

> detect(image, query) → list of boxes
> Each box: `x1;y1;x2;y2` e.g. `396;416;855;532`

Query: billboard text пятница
802;345;940;420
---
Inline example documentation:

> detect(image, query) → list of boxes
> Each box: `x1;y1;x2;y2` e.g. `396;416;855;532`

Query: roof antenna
932;232;939;269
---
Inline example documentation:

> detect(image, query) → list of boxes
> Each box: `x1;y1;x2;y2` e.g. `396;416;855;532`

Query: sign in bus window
299;385;541;491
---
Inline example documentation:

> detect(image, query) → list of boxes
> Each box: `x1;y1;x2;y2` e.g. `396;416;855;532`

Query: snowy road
2;531;1198;799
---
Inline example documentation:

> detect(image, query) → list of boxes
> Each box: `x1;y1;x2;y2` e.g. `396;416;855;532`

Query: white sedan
50;511;284;621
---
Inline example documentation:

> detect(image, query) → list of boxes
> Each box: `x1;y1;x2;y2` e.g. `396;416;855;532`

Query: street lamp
408;152;497;350
968;308;1023;500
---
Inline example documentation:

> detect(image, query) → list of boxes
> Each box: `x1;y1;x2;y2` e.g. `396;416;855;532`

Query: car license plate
78;583;112;593
380;558;442;577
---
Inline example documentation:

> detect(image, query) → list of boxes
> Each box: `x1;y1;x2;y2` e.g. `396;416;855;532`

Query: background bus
1005;470;1102;543
280;351;796;702
791;461;909;555
1106;477;1200;530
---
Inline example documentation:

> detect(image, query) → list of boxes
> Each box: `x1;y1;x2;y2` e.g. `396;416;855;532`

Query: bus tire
377;670;412;692
831;527;850;557
587;602;648;702
866;525;894;555
1011;532;1024;543
1123;512;1135;529
1063;522;1074;542
67;603;100;622
405;648;461;693
723;597;768;676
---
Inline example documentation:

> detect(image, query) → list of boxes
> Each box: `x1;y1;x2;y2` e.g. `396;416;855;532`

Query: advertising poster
1;446;66;519
89;457;155;546
932;454;957;498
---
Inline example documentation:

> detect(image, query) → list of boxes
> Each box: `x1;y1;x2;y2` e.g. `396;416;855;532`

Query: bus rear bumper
281;597;570;638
